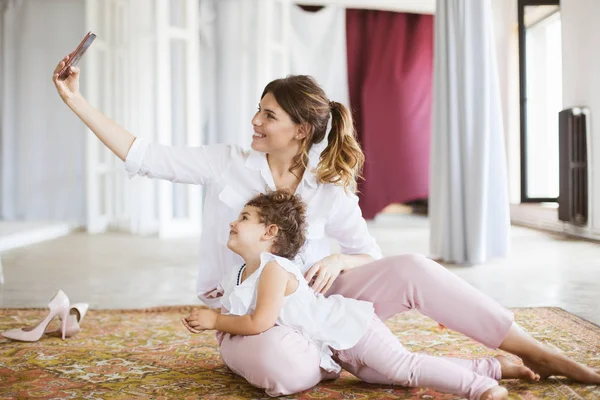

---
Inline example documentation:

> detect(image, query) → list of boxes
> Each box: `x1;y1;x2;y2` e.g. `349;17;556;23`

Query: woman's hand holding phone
53;32;95;104
53;52;81;104
50;32;135;161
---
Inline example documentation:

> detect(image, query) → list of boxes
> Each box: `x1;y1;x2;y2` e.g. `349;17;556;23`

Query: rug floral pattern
0;307;599;399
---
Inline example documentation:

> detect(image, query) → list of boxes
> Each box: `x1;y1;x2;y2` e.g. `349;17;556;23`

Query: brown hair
261;75;365;192
245;190;307;260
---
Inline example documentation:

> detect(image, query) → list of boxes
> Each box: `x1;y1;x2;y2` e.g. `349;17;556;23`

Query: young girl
182;190;540;400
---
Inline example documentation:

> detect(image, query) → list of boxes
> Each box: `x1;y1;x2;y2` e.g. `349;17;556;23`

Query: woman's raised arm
53;54;234;185
53;55;135;161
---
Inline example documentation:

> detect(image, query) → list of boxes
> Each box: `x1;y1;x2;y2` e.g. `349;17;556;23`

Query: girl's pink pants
217;255;513;398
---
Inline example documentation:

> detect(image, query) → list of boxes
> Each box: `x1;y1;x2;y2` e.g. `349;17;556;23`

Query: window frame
518;0;561;203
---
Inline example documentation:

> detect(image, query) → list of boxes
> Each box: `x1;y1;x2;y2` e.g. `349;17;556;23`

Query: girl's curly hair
245;190;307;259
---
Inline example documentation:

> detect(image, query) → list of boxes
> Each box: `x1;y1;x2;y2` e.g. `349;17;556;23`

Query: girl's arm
184;261;289;335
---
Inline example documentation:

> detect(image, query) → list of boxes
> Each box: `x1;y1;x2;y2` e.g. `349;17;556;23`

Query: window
518;0;561;202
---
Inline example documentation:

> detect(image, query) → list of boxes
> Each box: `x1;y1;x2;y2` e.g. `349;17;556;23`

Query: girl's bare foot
480;385;508;400
495;355;540;380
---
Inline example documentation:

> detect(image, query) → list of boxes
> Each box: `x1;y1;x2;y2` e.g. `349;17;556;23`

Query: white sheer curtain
201;2;349;150
1;0;86;224
289;6;349;108
429;0;510;264
198;0;218;145
214;0;260;148
201;0;284;148
199;2;350;151
199;0;251;146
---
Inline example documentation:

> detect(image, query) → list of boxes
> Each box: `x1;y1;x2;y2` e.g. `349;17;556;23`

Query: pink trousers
218;254;514;397
335;315;500;400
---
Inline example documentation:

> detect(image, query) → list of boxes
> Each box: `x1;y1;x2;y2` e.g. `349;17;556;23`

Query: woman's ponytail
316;101;364;192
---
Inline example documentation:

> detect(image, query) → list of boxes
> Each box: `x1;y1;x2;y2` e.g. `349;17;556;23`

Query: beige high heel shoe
45;303;89;338
2;290;70;341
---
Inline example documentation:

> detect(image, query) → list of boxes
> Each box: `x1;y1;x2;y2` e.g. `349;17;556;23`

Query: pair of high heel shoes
1;290;88;342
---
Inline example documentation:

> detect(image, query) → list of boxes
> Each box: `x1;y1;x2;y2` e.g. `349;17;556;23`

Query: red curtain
346;10;434;219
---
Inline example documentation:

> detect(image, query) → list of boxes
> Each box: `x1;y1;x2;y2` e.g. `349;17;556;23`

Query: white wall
561;0;600;236
0;1;5;215
1;0;86;223
491;0;520;204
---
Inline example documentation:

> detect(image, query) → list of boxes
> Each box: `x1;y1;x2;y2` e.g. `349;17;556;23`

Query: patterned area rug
0;307;598;399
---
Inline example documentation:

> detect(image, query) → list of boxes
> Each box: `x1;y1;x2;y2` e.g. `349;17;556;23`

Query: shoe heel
60;308;69;340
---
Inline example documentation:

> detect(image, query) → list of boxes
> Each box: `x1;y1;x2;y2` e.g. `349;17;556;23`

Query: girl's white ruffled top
220;252;374;373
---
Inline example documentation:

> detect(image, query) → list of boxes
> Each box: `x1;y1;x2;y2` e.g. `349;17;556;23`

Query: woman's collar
245;148;319;189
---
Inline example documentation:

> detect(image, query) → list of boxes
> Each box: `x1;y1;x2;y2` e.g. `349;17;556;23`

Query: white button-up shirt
125;138;382;307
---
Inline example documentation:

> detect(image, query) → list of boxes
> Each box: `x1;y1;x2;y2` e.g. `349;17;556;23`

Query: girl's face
250;92;303;153
227;206;271;254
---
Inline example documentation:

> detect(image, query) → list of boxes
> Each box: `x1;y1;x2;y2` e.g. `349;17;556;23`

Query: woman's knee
379;254;433;278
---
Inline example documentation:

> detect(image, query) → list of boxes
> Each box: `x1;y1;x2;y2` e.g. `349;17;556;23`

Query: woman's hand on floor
182;308;219;333
304;254;344;294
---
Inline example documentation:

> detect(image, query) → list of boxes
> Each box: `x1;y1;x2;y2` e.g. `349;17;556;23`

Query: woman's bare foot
500;324;600;384
495;355;540;380
480;385;508;400
521;351;600;384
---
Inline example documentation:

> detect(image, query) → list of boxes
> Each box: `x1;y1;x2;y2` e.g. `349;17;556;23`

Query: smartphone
58;31;97;80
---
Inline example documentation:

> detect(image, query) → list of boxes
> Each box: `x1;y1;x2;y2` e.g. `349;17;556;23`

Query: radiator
558;107;590;226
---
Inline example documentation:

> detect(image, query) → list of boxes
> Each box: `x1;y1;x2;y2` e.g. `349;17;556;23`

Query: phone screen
59;32;96;80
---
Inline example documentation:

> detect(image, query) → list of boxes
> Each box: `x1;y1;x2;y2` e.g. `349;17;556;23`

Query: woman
53;55;599;397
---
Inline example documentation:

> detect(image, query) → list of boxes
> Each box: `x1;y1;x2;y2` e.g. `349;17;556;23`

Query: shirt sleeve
324;189;383;260
199;286;225;309
124;137;237;185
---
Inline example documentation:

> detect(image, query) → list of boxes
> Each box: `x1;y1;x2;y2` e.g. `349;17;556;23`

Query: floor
1;214;599;325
